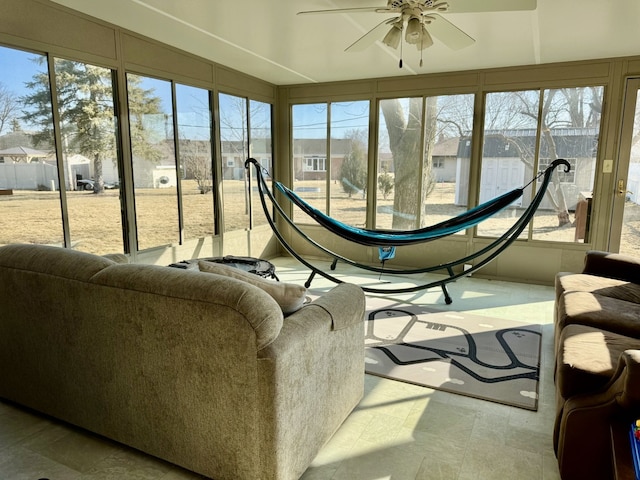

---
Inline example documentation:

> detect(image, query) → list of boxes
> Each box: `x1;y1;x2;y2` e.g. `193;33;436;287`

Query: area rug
364;298;542;411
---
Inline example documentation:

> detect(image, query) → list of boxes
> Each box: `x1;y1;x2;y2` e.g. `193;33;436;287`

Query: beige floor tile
81;449;173;479
0;445;83;480
331;440;425;480
458;442;543;480
21;422;121;473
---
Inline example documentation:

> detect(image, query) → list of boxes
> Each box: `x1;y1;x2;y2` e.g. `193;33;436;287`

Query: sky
0;43;372;145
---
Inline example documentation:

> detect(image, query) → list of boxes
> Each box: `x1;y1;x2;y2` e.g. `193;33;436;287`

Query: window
127;74;179;250
292;103;327;218
292;101;371;225
54;58;125;254
329;100;370;226
304;156;326;171
248;99;273;228
175;83;215;240
532;86;603;242
477;87;603;242
0;46;63;247
376;94;474;231
477;90;540;239
219;93;274;231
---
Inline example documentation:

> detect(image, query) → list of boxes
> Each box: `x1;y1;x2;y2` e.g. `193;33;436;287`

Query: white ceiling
50;0;640;86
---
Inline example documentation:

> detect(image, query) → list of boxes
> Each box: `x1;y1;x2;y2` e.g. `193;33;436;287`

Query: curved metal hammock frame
246;158;571;304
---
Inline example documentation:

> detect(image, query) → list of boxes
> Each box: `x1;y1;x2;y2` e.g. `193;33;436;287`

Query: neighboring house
456;128;598;210
431;136;459;182
292;138;358;181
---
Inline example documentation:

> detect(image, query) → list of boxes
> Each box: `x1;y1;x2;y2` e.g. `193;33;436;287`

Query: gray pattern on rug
364;299;541;410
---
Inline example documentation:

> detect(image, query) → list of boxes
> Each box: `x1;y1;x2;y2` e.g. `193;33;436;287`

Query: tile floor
0;258;561;480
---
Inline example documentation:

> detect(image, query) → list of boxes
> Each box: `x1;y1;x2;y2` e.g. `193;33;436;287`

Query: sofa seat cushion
556;324;640;400
555;272;640;303
556;291;640;339
198;260;307;315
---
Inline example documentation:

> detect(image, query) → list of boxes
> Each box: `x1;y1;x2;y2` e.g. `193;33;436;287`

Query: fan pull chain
399;40;403;68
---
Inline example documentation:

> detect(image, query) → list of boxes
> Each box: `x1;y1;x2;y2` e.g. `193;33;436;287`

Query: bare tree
0;83;19;135
180;138;212;194
380;98;431;229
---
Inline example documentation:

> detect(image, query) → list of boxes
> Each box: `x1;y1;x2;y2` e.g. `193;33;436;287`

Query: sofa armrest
301;283;365;330
583;250;640;283
615;349;640;408
556;349;640;480
256;282;365;479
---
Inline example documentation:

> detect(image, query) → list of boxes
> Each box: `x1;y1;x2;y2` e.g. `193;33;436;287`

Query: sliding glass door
612;77;640;257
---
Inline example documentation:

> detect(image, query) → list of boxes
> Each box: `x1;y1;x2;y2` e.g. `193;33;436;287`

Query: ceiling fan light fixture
382;23;402;49
405;16;422;44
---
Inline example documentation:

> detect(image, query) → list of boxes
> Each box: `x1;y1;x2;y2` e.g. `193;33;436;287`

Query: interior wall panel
0;0;117;59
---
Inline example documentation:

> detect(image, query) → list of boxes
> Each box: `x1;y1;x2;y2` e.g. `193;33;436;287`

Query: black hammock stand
246;157;571;304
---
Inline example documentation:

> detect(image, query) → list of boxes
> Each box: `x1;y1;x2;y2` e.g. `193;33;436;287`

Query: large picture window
249;99;273;228
292;103;328;220
376;94;474;232
127;74;179;251
477;87;603;243
0;47;63;248
175;83;215;240
54;58;124;254
291;101;370;225
219;94;273;231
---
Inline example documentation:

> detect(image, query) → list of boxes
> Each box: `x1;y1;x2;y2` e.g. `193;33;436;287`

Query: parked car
76;179;95;191
76;179;119;191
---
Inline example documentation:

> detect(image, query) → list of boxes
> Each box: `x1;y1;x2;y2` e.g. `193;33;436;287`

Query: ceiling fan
297;0;537;68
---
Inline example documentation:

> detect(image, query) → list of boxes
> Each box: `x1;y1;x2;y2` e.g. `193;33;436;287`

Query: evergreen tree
21;58;162;193
339;136;367;198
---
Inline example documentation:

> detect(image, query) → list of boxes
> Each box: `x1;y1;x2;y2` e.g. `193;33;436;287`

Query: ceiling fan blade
345;18;397;52
427;14;475;50
445;0;536;13
297;6;388;15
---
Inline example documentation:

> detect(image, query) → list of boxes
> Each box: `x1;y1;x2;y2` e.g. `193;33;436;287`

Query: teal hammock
246;157;571;303
275;181;524;246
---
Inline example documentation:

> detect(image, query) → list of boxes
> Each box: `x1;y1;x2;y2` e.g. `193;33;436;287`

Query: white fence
0;163;59;190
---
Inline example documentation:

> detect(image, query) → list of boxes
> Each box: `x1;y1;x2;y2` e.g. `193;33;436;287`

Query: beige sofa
0;244;366;480
554;250;640;480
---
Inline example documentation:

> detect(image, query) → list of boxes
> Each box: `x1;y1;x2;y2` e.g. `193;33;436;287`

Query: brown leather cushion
556;324;640;400
556;291;640;339
555;272;640;304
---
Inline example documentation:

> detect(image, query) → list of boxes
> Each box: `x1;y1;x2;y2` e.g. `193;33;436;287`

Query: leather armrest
616;350;640;408
556;349;640;480
583;250;640;283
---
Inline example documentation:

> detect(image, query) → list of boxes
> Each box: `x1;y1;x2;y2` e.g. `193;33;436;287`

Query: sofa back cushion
90;263;284;350
0;243;114;281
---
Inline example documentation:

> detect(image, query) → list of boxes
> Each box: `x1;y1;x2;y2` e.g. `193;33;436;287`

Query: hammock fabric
246;157;571;303
275;182;523;246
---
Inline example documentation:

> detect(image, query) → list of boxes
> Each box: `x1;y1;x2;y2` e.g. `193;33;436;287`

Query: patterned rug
364;298;542;410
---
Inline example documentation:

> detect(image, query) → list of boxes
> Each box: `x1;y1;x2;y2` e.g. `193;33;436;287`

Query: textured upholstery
197;259;307;314
0;244;366;480
554;250;640;480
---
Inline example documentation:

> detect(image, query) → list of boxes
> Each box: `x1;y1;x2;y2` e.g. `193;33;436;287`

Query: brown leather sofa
554;250;640;480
